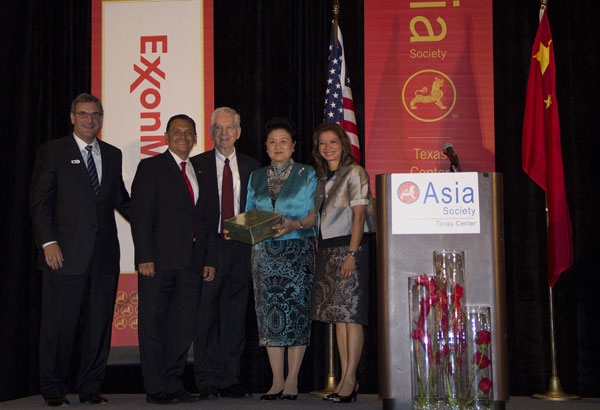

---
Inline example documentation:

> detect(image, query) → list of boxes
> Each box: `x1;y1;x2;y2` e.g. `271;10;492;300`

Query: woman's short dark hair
311;123;356;178
263;117;297;143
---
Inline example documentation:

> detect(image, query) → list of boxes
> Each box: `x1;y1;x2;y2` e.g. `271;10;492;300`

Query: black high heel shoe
333;385;357;403
323;392;339;401
260;390;283;401
280;394;298;400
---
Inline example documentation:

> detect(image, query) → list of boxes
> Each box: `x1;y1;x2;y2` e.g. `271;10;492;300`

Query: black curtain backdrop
1;0;599;401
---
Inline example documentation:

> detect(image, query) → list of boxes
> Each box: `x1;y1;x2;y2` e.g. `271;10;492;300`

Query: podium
376;172;509;410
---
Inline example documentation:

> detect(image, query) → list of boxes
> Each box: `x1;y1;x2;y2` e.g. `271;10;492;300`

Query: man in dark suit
192;107;260;398
130;114;219;405
30;93;130;406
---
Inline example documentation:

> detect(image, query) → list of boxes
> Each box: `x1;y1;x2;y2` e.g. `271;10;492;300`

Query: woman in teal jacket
245;118;317;401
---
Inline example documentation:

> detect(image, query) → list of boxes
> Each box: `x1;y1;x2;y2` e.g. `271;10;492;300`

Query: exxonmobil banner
364;0;495;192
91;0;214;349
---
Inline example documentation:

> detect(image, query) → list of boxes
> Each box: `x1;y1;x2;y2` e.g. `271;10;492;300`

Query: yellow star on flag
534;39;552;75
544;94;552;109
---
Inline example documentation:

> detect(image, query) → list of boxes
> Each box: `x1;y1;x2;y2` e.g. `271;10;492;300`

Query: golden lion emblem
410;77;447;110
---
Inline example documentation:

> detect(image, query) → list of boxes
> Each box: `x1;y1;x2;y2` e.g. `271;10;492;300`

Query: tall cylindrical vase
433;250;467;409
461;306;493;410
408;274;444;410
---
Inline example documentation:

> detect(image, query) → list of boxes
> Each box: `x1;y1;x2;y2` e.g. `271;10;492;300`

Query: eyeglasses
74;111;103;120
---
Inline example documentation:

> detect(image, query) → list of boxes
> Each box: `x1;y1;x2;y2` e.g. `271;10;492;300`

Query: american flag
324;24;360;162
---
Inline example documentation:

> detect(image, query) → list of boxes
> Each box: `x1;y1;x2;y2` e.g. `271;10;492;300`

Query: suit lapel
97;140;111;199
162;150;194;205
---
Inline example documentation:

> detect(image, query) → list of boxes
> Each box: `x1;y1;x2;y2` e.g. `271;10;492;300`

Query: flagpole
333;0;339;49
531;197;579;401
310;0;342;397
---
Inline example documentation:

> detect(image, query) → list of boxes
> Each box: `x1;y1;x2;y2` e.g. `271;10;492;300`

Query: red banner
364;0;495;191
111;273;139;346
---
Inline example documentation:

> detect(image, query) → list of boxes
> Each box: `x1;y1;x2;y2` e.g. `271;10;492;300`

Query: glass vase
433;250;467;409
460;306;493;410
408;274;445;410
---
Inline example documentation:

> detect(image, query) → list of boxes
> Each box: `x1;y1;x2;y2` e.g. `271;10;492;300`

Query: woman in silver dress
310;123;375;403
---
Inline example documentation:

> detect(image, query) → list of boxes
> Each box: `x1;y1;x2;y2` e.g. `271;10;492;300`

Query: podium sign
391;173;480;234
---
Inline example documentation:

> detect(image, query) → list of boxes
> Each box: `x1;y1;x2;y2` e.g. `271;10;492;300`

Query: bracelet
348;250;357;258
298;219;304;230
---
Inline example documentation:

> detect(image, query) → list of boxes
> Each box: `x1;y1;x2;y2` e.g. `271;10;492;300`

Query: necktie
180;161;195;204
221;158;234;231
85;145;100;196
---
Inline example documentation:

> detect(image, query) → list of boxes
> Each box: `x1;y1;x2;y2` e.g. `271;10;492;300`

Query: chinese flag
522;9;573;287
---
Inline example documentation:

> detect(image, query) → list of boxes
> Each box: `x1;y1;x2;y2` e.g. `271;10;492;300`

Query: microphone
443;143;462;172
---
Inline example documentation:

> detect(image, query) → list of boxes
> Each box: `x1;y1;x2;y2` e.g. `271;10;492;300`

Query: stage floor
2;395;600;410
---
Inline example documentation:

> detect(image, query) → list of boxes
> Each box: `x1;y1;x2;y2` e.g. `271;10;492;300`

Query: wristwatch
348;250;358;258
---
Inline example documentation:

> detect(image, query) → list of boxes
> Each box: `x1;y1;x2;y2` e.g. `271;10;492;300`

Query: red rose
428;277;438;294
475;330;491;345
415;274;429;286
478;378;493;394
451;284;464;308
412;329;425;341
474;351;491;369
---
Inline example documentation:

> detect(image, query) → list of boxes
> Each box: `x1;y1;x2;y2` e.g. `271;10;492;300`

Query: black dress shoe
171;390;201;403
146;392;175;405
260;390;283;401
198;385;219;399
79;392;108;404
44;395;70;407
219;384;251;398
280;394;298;400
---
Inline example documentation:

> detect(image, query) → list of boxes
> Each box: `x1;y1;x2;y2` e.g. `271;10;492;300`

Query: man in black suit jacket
130;114;219;405
192;107;260;398
30;93;130;407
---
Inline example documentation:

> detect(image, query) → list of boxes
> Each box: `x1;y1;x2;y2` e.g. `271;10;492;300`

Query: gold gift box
223;209;282;245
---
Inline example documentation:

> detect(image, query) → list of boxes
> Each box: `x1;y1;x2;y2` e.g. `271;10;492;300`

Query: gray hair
210;107;241;137
71;93;103;114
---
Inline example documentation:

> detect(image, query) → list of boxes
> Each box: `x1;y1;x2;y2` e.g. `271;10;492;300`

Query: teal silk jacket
246;162;317;241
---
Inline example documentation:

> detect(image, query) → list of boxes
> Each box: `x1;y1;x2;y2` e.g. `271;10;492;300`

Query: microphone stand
448;156;461;172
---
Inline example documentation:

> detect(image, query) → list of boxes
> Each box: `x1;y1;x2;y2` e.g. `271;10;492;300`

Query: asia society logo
114;316;127;330
397;182;419;204
402;69;456;122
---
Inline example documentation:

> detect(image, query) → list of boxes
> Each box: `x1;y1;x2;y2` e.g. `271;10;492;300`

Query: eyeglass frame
73;111;103;120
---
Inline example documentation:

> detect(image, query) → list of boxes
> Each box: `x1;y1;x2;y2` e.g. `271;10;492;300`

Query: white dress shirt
214;149;241;230
168;150;199;205
74;134;102;184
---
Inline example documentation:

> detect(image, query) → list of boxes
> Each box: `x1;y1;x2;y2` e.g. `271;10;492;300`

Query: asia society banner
364;0;495;190
91;0;214;351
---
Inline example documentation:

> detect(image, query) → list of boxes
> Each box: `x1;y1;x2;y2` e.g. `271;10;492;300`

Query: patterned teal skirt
251;237;314;347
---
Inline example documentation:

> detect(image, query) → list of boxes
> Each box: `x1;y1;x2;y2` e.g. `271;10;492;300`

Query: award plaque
223;209;282;245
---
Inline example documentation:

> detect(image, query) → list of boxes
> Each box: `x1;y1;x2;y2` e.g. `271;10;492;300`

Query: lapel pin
298;167;305;175
71;159;81;164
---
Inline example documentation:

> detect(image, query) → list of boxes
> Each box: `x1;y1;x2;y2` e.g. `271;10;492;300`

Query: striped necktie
85;145;100;196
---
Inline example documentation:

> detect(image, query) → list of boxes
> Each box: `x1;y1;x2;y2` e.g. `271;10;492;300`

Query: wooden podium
376;172;509;410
